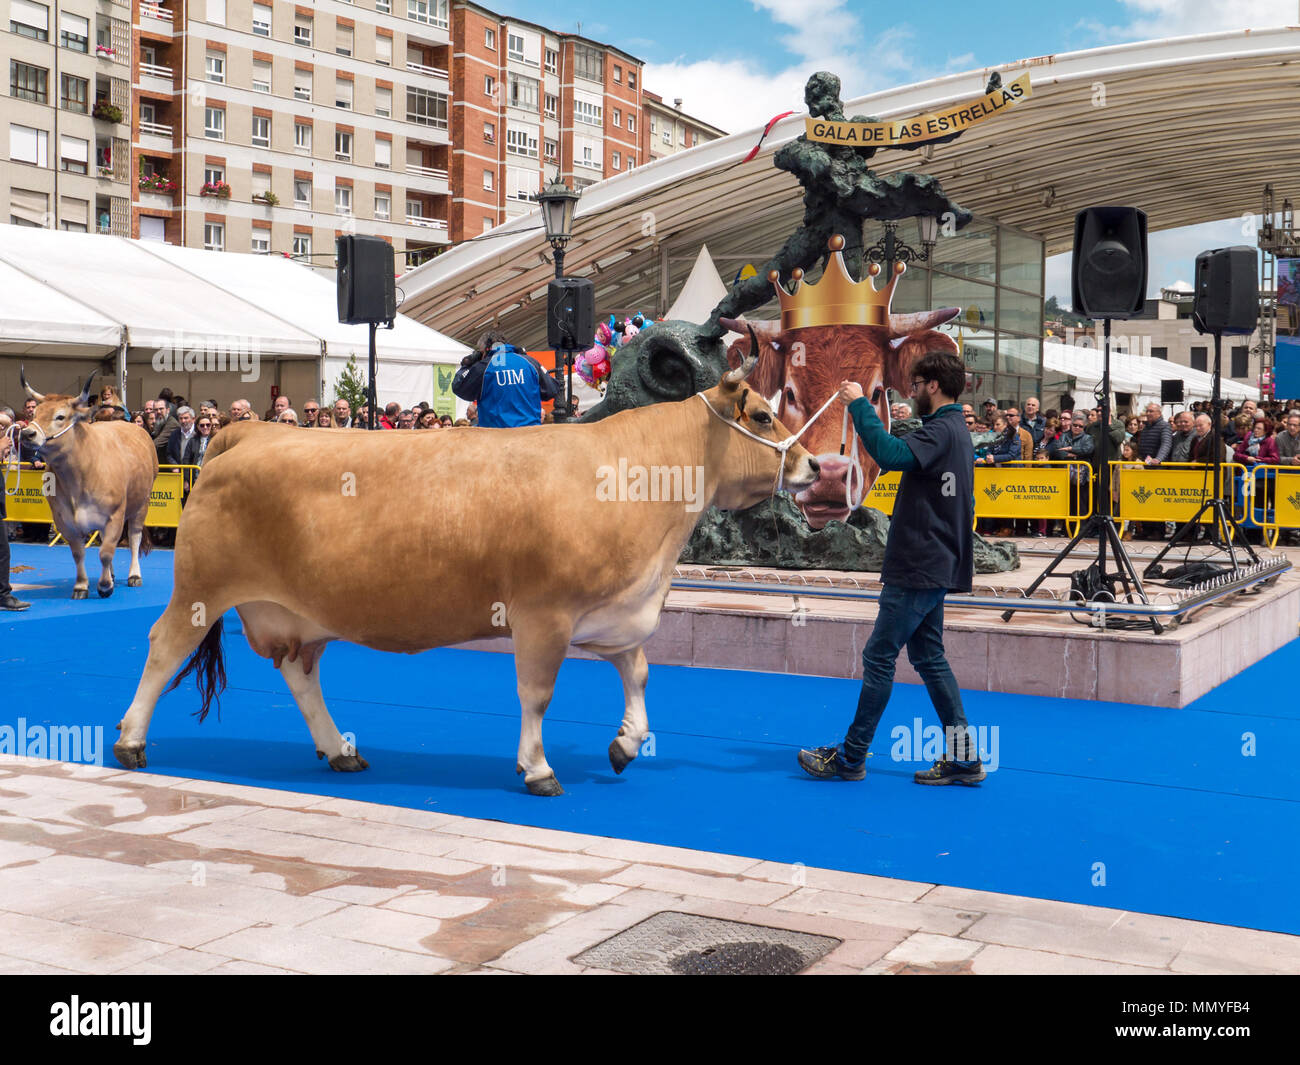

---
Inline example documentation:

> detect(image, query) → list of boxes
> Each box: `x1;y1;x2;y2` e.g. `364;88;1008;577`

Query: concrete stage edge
461;544;1300;709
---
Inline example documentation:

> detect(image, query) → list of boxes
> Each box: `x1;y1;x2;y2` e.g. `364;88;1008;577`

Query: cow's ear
884;330;959;396
720;317;783;401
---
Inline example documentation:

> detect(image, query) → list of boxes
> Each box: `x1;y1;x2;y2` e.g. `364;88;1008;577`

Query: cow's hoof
327;751;369;772
525;775;564;797
72;588;88;600
113;741;147;769
127;576;142;588
97;583;114;599
608;740;634;775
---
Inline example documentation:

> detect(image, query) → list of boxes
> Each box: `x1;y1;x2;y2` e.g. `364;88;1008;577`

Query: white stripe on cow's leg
511;616;573;797
96;512;125;598
278;653;368;772
126;522;144;587
598;647;650;775
63;525;90;600
115;600;212;769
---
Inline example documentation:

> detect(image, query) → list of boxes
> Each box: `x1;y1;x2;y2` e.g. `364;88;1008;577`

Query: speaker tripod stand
1001;318;1162;634
1145;330;1258;578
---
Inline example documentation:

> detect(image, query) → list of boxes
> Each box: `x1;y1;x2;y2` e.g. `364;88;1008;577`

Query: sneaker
0;593;31;611
797;745;866;781
914;759;986;786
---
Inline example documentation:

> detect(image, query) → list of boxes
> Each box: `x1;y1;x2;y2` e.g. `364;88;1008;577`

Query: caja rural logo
983;483;1004;502
1131;485;1154;505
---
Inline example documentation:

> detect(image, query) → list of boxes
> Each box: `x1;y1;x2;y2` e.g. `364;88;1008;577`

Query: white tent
665;244;728;324
0;224;470;414
1043;340;1258;407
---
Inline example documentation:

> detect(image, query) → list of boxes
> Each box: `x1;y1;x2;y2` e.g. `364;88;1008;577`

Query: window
508;73;538;111
375;139;390;168
294;13;312;46
662;127;672;144
336;26;353;57
483;121;494;143
335;130;352;160
60;12;88;52
407;0;447;28
1190;346;1208;373
293;178;311;205
1231;346;1249;379
251;231;270;253
544;94;556;119
204;164;224;186
9;186;47;226
544;48;557;74
376;36;391;66
574;98;602;126
613;108;621;126
204;107;225;139
376;0;390;12
209;0;226;25
613;65;621;83
60;74;88;113
375;87;392;118
507;33;523;61
405;197;423;219
543;139;556;162
294;68;312;100
10;0;48;41
573;44;602;82
251;115;270;147
294;122;311;152
252;60;271;93
374;192;390;220
336;78;353;110
483;169;493;190
612;151;620;170
204;222;225;252
292;234;311;257
484;75;495;99
485;28;495;49
10;61;48;104
60;198;87;231
627;115;635;133
627;71;636;89
506;167;537;202
335;185;352;215
1151;347;1168;360
650;117;656;133
140;101;157;125
407;87;448;128
252;2;271;36
482;218;493;234
206;53;225;83
505;126;537;158
581;144;595;168
251;170;270;197
626;157;634;170
59;134;88;174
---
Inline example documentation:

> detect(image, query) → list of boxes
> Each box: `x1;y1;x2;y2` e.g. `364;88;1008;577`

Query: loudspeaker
1072;206;1148;320
1193;246;1258;336
1160;378;1184;404
547;278;595;350
337;235;396;324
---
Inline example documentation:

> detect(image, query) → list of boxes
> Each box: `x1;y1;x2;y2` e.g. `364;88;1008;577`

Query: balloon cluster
575;312;652;392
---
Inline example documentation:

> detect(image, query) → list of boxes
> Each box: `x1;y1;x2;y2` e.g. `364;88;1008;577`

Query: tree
332;354;368;414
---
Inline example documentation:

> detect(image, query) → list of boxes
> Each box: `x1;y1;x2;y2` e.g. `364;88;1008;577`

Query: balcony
138;62;173;93
139;191;175;211
406;60;449;80
140;3;173;32
138;120;174;152
406;163;448;180
404;215;447;230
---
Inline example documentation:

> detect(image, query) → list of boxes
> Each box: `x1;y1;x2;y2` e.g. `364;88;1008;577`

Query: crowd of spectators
957;392;1300;544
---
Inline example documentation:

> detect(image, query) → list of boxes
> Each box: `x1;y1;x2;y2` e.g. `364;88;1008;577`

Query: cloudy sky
504;0;1296;304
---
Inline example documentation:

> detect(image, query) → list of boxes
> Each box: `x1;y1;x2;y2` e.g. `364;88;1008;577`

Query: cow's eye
784;388;799;409
752;411;772;426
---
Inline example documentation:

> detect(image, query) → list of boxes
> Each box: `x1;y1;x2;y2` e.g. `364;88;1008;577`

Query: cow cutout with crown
720;234;959;530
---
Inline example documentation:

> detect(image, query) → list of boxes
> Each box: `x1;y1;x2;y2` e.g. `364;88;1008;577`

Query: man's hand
1144;457;1159;466
838;380;864;404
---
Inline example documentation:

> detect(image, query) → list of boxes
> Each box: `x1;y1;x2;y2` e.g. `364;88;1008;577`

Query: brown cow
113;356;818;796
19;370;157;598
719;311;960;529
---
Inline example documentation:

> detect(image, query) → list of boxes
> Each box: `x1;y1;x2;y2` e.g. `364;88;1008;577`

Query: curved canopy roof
400;25;1300;349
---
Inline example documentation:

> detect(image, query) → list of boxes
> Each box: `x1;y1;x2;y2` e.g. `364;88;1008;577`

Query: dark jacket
151;413;178;461
165;426;197;465
1084;416;1126;474
1136;417;1173;463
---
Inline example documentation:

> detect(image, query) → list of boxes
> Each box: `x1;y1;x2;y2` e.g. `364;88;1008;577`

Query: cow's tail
138;534;152;559
164;616;227;723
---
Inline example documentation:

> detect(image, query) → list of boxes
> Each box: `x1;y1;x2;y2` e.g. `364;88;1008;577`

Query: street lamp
863;216;941;270
536;173;582;420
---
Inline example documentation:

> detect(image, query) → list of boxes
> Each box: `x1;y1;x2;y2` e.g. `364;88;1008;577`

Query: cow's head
18;367;97;452
720;310;960;528
699;335;820;511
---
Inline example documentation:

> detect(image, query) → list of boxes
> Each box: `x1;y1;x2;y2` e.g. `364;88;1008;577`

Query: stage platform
459;538;1300;709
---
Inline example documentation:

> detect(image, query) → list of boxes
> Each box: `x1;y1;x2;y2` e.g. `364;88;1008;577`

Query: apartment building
642;90;724;163
3;0;132;234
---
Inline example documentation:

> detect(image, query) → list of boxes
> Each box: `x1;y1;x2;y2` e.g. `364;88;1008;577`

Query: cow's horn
76;368;99;406
723;326;760;385
19;365;45;402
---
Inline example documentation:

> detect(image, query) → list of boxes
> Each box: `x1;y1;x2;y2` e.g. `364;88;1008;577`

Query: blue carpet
4;543;1299;935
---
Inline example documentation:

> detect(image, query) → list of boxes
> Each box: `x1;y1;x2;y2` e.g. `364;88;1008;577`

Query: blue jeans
842;584;972;764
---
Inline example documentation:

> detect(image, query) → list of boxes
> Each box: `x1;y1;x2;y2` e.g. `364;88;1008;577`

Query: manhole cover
575;911;840;975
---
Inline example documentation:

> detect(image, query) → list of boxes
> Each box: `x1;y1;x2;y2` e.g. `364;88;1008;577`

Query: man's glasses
909;378;928;392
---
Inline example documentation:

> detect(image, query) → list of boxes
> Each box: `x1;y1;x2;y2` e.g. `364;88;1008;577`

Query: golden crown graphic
768;234;905;330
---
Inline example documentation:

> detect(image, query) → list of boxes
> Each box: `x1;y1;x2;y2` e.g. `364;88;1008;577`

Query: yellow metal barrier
1252;464;1300;548
3;462;202;531
1109;460;1245;531
862;471;900;516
